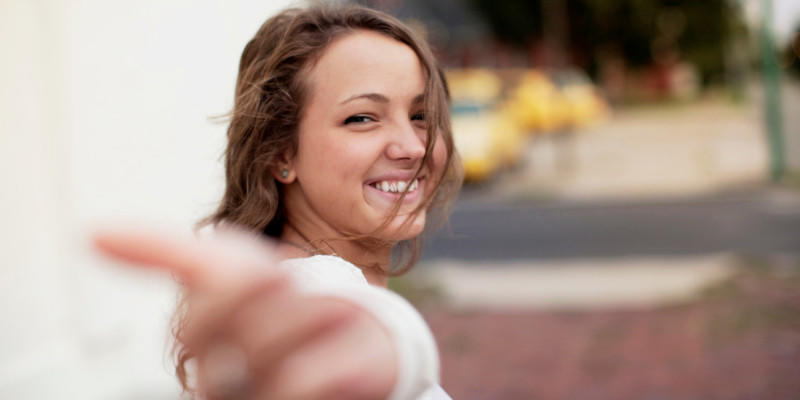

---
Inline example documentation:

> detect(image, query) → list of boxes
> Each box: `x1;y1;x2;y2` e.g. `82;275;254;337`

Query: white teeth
372;178;419;193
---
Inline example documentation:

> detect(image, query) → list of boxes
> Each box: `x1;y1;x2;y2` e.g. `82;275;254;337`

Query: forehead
304;30;426;103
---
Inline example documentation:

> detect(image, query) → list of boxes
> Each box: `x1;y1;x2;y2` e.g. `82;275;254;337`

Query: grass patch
388;275;444;309
778;170;800;191
702;255;800;344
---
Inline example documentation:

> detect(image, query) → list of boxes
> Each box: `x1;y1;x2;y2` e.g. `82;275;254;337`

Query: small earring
280;169;289;179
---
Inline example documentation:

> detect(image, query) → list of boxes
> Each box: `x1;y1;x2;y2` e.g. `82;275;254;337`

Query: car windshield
451;101;485;115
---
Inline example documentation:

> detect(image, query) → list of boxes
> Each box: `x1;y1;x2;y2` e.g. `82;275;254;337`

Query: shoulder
279;255;442;400
279;255;369;291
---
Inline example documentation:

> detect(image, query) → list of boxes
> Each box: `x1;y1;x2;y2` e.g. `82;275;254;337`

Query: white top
279;255;452;400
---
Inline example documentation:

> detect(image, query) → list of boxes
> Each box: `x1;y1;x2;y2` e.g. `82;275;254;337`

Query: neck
279;223;392;288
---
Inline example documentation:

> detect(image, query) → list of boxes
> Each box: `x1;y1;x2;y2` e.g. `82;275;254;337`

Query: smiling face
280;30;446;244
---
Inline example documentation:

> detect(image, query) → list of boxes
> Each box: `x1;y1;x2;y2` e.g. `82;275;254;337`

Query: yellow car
502;68;608;134
450;101;500;182
552;69;609;129
449;101;527;183
504;69;570;133
446;68;502;104
446;68;607;182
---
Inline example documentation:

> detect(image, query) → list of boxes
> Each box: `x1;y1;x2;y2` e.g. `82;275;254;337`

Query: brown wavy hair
173;3;461;394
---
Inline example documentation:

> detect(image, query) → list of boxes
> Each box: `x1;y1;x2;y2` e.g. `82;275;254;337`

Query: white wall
0;0;298;397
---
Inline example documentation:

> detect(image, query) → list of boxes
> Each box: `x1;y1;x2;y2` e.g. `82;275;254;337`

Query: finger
92;224;280;290
251;305;396;400
232;296;358;378
193;296;356;400
197;342;251;400
181;275;292;352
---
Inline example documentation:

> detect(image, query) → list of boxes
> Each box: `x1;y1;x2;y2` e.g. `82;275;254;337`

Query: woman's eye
411;112;425;121
344;115;375;124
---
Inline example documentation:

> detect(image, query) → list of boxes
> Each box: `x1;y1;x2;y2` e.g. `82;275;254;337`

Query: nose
386;120;426;162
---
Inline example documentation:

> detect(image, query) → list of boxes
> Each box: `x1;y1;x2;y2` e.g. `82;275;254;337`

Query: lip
364;172;425;186
364;175;425;205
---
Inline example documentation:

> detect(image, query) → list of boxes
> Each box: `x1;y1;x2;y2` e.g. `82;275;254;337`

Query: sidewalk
424;260;800;400
415;254;736;310
502;98;769;202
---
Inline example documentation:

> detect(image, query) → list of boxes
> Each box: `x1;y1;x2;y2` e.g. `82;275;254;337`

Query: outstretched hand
93;225;396;400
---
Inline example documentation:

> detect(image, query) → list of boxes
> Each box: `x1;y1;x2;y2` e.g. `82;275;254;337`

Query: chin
382;212;426;241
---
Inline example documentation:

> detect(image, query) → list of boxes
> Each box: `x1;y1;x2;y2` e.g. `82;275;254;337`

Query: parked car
450;101;499;182
446;68;608;183
550;69;609;129
503;69;571;134
448;69;527;182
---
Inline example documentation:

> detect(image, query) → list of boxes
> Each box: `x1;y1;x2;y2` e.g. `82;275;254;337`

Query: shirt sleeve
280;257;441;400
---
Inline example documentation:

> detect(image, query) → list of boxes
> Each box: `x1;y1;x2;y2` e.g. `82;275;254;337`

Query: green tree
470;0;746;85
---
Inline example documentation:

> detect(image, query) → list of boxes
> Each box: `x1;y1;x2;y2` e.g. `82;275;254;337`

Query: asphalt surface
422;187;800;262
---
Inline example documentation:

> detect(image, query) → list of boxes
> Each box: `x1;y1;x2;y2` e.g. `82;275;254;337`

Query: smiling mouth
368;178;421;194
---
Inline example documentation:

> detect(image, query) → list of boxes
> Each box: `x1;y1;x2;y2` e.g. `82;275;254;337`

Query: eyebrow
339;92;425;105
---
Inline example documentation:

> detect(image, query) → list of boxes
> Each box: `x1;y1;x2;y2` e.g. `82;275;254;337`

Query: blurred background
2;0;799;398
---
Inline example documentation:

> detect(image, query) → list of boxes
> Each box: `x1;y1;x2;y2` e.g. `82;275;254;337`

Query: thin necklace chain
284;224;390;279
281;238;319;256
282;222;338;257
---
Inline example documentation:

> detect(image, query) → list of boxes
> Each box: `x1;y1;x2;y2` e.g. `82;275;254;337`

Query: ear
271;151;296;184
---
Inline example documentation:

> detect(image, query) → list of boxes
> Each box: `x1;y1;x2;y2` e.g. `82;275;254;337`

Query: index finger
92;224;282;291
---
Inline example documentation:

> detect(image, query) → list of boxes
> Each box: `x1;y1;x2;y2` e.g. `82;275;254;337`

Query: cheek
299;134;355;178
296;133;379;208
429;133;449;178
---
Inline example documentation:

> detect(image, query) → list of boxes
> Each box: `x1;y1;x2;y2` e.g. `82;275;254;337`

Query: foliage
787;26;800;77
470;0;748;85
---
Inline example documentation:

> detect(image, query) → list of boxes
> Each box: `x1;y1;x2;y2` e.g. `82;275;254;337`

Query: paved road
422;187;800;262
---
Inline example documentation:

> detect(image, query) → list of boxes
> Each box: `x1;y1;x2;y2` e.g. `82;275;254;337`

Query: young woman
95;4;461;399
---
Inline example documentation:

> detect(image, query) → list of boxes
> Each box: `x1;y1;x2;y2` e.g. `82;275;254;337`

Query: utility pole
760;0;786;180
